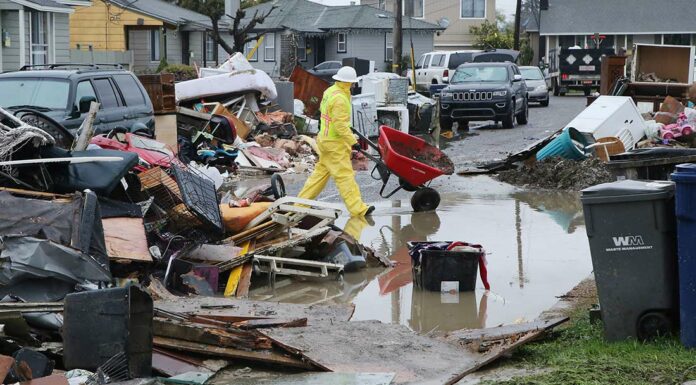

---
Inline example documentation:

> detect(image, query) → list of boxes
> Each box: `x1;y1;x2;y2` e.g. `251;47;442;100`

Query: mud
497;157;614;191
390;141;455;175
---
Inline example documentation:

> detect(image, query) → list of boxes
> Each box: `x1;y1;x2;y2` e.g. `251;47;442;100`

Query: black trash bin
581;179;678;341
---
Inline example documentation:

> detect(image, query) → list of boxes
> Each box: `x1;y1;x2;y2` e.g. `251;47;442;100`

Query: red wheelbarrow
353;125;454;212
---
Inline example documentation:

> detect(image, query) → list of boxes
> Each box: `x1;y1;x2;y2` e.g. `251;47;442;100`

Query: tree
173;0;276;55
469;11;514;50
522;0;541;33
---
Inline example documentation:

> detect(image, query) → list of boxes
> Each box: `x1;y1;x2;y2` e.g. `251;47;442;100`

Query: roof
241;0;442;34
540;0;696;35
108;0;217;30
11;0;74;13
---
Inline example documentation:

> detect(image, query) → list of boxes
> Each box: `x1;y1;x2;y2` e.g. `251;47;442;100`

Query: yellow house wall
70;0;163;51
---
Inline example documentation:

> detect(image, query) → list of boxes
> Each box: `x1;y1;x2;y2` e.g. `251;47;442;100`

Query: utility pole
513;0;522;50
392;0;403;74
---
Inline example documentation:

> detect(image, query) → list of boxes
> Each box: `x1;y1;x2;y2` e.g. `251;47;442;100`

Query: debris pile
0;55;388;384
497;157;614;191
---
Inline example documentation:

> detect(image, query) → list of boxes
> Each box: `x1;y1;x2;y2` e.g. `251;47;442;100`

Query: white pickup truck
406;50;482;93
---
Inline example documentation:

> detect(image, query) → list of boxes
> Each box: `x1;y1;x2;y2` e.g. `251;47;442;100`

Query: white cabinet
566;96;646;150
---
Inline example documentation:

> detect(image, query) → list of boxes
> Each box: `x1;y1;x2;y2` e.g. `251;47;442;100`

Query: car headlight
535;85;547;91
441;92;454;98
492;90;507;97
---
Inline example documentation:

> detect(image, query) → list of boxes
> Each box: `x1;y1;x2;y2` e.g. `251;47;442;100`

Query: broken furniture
565;96;646;151
63;285;154;378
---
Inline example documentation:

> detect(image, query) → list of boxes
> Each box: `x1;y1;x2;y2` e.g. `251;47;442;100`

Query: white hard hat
333;66;358;83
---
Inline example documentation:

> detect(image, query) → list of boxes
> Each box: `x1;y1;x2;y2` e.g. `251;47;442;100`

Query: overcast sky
309;0;518;19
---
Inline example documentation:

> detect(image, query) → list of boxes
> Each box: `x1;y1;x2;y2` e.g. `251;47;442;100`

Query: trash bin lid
675;163;696;174
581;180;674;204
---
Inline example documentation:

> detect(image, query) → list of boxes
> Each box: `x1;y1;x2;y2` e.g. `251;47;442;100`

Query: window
114;75;146;106
337;32;347;53
244;37;258;62
664;34;691;46
422;54;431;68
520;67;544;80
461;0;485;18
431;54;445;67
378;0;386;9
93;78;120;109
30;12;49;65
415;54;425;69
448;52;474;69
205;33;216;62
296;36;307;61
74;80;96;109
264;33;275;61
450;66;509;83
150;29;161;62
403;0;424;18
385;33;393;62
0;79;69;110
559;35;575;48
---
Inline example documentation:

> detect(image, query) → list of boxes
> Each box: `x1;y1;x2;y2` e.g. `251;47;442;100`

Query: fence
69;49;134;70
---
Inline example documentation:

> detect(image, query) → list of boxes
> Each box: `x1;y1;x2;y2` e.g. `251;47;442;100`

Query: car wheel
457;120;469;131
540;95;550;107
502;103;515;129
439;116;453;131
583;87;591;96
553;80;560;96
516;99;529;125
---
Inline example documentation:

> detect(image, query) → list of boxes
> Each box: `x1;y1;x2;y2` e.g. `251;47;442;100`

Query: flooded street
250;176;592;332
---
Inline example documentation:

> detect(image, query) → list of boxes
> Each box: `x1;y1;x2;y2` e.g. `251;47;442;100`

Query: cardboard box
631;44;695;84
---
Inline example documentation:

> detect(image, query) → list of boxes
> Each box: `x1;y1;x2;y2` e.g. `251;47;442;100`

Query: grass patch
486;309;696;385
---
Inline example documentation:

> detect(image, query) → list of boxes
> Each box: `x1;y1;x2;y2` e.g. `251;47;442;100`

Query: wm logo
612;236;644;247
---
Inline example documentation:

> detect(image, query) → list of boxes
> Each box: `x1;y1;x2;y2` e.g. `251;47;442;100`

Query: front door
315;39;325;65
181;31;190;65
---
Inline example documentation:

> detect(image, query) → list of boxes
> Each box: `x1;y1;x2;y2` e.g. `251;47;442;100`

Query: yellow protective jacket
318;82;356;147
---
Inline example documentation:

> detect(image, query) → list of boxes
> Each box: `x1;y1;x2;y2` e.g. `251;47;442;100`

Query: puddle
249;176;592;333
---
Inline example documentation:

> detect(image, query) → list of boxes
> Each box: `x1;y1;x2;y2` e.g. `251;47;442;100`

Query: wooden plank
154;297;355;326
224;265;244;297
0;187;71;200
153;336;319;370
103;217;153;263
445;317;569;344
235;263;253;298
234;318;307;330
153;317;270;350
288;66;329;117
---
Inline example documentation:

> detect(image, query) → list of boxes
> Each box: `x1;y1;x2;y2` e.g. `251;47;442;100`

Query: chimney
225;0;241;20
540;0;549;10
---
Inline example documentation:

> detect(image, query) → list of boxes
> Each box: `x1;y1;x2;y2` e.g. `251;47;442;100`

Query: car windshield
0;78;70;110
520;67;544;80
451;66;509;83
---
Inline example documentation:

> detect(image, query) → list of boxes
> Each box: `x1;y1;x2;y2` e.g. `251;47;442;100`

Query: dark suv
0;64;155;136
439;62;528;130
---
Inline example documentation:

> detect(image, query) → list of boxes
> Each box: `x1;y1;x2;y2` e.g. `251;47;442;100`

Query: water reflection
249;177;592;333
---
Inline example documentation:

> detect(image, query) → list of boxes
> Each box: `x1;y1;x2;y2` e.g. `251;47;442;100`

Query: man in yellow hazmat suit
298;66;375;217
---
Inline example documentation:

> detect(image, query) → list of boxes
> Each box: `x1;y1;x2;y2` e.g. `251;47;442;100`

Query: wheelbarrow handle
351;127;380;153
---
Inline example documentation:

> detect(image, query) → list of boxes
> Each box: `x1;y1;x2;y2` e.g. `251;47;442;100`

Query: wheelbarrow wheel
399;178;418;192
271;174;286;199
411;188;440;212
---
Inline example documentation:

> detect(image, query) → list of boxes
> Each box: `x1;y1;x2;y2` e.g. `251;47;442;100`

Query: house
361;0;497;51
0;0;90;72
223;0;443;78
69;0;224;70
536;0;696;65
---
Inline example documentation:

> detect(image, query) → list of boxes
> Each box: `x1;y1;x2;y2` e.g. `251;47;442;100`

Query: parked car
439;62;528;130
308;61;342;82
0;64;155;136
520;66;550;106
406;50;482;93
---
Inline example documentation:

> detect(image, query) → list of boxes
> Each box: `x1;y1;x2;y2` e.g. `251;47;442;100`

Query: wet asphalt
279;94;589;205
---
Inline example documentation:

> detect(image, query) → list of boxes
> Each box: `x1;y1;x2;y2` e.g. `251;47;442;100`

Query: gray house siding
54;13;70;63
1;10;21;71
325;31;434;71
189;30;203;65
164;27;181;65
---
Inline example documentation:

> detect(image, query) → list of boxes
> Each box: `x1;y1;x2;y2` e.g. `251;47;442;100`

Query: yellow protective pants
298;139;369;217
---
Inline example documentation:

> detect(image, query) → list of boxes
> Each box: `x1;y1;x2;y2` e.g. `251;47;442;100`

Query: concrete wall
129;28;155;70
362;0;495;50
70;49;134;68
